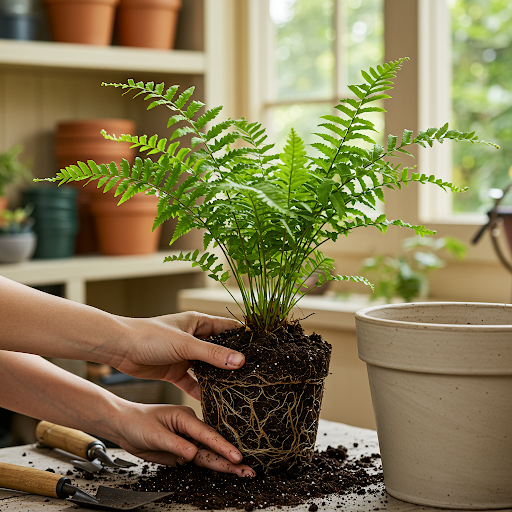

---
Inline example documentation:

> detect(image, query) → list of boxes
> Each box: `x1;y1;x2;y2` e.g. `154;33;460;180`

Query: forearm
0;276;126;366
0;350;127;444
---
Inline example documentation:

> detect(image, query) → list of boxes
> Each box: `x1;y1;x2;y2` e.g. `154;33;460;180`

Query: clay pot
55;118;136;253
55;119;135;169
116;0;181;49
56;119;135;138
43;0;119;45
355;302;512;509
91;192;161;255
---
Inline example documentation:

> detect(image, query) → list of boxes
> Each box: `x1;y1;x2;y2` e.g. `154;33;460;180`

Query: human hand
110;311;243;399
113;402;255;477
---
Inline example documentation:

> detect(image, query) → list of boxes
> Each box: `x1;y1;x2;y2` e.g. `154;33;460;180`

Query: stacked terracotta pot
43;0;181;49
55;119;161;256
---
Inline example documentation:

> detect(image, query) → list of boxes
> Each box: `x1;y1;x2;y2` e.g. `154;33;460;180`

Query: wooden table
0;420;509;512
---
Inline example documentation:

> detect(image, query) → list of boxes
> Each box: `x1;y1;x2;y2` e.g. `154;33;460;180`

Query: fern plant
40;58;496;332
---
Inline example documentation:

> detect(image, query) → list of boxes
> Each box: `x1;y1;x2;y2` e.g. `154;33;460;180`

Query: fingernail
243;470;256;478
227;352;244;367
231;450;242;463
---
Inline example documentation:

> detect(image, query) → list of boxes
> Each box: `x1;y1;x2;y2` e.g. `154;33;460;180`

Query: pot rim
0;231;36;239
118;0;181;9
43;0;119;5
356;301;512;331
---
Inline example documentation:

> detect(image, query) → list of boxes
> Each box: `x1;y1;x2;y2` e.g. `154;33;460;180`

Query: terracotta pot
56;145;134;168
355;302;512;509
91;193;161;255
55;118;136;253
56;119;135;138
43;0;119;45
116;0;181;49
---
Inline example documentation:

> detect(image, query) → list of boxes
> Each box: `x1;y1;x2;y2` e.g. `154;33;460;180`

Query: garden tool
36;421;137;473
0;462;171;510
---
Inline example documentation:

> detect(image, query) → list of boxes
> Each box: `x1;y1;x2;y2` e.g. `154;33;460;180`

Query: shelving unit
0;40;206;74
0;0;237;304
0;251;202;303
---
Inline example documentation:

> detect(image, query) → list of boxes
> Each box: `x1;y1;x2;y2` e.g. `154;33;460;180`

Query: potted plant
360;235;467;302
0;144;32;216
0;205;37;263
40;58;495;476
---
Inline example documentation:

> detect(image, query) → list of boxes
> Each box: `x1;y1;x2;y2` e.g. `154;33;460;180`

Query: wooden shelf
0;251;202;303
0;39;205;74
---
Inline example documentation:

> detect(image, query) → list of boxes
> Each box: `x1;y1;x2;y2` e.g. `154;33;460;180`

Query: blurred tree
268;0;383;151
451;0;512;213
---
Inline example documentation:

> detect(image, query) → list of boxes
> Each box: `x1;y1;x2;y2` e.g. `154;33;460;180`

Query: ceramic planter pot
23;186;78;259
0;232;36;263
355;302;512;509
0;13;37;39
91;193;161;255
43;0;119;45
116;0;181;49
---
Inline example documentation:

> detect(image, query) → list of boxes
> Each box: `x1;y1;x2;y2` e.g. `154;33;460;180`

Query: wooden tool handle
36;421;102;460
0;462;69;498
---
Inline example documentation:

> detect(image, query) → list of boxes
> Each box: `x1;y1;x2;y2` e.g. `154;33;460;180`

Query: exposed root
193;322;332;474
196;373;326;473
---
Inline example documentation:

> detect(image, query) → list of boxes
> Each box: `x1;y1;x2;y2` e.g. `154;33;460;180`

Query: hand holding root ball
0;276;253;476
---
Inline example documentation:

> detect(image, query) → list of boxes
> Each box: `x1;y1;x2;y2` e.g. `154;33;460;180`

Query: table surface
0;420;509;512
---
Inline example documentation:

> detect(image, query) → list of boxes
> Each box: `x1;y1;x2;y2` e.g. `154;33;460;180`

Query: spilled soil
115;444;384;510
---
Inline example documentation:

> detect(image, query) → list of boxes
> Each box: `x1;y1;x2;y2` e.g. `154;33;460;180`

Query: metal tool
0;462;171;510
36;421;137;473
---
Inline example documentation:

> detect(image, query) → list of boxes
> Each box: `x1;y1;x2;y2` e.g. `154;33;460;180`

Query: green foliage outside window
451;0;512;213
269;0;383;151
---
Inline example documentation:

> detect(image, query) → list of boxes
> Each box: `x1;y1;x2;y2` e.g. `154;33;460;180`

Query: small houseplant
0;205;37;263
0;144;32;214
361;235;467;302
40;58;495;474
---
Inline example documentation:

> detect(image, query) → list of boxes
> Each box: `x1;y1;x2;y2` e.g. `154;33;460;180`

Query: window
249;0;383;152
420;0;512;221
450;0;512;214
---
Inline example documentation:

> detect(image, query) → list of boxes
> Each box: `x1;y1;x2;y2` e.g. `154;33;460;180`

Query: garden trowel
0;461;171;510
36;421;137;473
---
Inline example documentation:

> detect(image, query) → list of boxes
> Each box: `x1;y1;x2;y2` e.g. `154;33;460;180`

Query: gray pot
0;0;34;15
0;231;37;263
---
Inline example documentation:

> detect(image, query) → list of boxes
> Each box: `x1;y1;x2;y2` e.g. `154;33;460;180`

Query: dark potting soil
193;322;331;383
118;445;383;510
